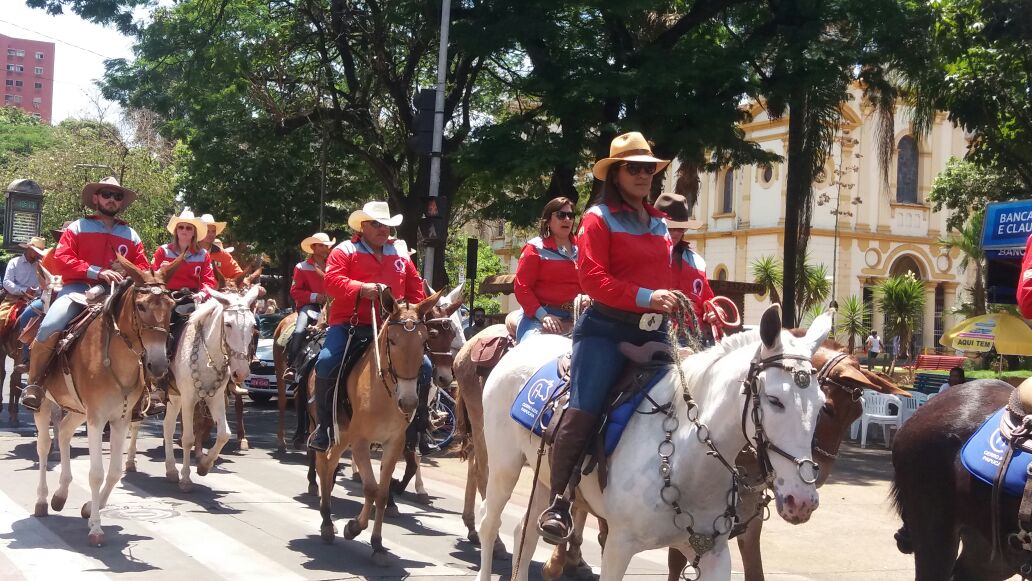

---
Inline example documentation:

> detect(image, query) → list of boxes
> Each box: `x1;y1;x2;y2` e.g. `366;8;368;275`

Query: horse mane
679;329;762;399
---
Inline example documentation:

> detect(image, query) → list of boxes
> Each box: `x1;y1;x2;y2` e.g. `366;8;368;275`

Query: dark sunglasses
176;224;195;231
620;161;658;176
553;211;576;220
98;190;124;201
367;220;389;229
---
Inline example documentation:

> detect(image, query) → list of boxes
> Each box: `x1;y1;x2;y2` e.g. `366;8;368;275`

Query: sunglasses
552;210;576;221
176;224;195;231
98;190;124;201
367;220;390;229
620;161;658;176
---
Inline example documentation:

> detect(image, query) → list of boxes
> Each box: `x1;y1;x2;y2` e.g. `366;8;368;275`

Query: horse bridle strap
816;352;862;401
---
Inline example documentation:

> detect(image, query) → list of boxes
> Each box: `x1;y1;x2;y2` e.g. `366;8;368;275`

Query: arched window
721;170;734;213
896;136;919;203
715;266;728;281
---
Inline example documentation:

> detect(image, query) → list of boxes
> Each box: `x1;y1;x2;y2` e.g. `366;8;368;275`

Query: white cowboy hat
165;209;207;236
212;238;235;254
300;232;336;254
199;213;227;235
81;176;139;210
591;132;670;181
348;201;403;231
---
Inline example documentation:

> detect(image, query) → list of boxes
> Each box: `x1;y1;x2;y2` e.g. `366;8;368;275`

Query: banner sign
982;200;1032;250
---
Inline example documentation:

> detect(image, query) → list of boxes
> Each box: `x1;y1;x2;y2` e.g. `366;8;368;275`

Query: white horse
133;287;258;491
477;304;831;581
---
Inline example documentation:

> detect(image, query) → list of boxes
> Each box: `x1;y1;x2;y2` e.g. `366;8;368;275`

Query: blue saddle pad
960;408;1032;497
509;356;667;456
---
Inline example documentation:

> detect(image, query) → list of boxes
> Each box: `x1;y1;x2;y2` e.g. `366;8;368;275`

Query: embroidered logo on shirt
117;244;129;256
394;258;406;274
1025;268;1032;280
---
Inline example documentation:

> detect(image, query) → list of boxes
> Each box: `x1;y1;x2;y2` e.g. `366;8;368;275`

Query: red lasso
702;296;741;341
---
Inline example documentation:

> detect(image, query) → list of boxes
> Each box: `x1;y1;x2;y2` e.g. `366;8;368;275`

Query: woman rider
538;132;679;544
512;197;581;342
653;192;715;343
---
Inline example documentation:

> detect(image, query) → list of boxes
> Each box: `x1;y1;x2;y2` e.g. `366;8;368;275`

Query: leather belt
591;302;666;332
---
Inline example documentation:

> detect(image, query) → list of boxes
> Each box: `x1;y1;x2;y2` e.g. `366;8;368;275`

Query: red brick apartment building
1;33;55;123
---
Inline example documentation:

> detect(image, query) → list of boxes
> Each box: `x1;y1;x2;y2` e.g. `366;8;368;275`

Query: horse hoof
51;494;66;512
80;502;91;519
385;505;400;519
88;532;105;547
276;442;286;454
467;530;480;545
415;493;432;506
197;464;209;477
343;519;362;540
307;483;318;496
179;480;193;493
33;501;47;517
239;439;249;451
493;537;507;558
165;471;179;484
320;524;335;544
371;549;390;568
125;461;136;473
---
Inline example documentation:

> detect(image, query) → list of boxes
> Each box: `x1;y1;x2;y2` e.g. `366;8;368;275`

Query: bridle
424;316;457;369
812;351;862;461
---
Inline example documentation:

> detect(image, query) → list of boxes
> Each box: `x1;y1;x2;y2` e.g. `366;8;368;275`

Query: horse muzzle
773;486;819;524
434;367;453;388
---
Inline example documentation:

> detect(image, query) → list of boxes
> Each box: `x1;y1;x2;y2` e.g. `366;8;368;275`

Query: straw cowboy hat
591;132;671;181
300;232;336;254
654;192;703;231
348;201;403;231
18;236;47;255
212;238;235;254
165;209;207;236
200;213;227;235
81;176;138;210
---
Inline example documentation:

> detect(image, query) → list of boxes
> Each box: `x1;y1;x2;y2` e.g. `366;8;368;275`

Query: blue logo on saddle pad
961;408;1032;497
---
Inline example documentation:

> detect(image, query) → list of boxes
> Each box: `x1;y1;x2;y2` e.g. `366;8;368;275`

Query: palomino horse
156;287;260;490
31;254;181;546
891;378;1028;580
314;288;443;566
477;305;831;581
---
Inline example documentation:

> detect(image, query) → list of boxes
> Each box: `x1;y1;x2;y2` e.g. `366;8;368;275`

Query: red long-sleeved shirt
291;257;326;308
54;216;149;285
152;244;216;291
325;237;425;326
1019;234;1032;319
673;245;714;323
513;236;581;319
577;201;673;313
210;249;244;282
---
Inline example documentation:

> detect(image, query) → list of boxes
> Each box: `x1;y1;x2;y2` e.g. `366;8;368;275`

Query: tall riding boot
538;408;598;545
283;332;304;384
308;375;337;451
20;334;62;412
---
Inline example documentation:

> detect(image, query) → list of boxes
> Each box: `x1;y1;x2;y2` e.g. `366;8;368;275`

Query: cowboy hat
18;236;47;254
212;238;235;254
300;232;336;254
81;176;138;210
654;192;703;231
591;132;671;181
199;213;227;235
50;220;73;241
165;209;207;236
348;201;403;231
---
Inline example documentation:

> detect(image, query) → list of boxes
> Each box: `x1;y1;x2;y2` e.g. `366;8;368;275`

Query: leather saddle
470;334;514;376
987;378;1032;557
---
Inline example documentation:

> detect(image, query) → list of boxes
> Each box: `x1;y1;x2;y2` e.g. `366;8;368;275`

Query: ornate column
941;282;960;336
923;281;939;352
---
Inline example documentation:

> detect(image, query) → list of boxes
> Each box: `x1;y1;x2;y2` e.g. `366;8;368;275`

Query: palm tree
797;261;832;327
751;255;782;306
938;210;986;316
835;295;869;353
875;273;926;373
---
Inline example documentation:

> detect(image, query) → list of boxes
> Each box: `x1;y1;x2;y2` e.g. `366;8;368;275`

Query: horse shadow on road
0;517;158;574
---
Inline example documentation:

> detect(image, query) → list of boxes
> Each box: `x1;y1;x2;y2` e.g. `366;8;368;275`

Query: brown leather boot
20;334;61;412
538;408;597;545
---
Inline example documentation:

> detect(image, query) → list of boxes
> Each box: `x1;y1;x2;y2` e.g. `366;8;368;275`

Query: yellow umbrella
939;312;1032;356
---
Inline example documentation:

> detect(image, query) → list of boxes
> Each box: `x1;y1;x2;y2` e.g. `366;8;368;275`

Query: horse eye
766;395;785;410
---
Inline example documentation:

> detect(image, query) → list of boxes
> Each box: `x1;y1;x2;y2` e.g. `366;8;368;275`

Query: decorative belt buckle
639;313;663;332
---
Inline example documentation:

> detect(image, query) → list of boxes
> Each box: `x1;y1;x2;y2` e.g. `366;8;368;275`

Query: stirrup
21;384;44;412
283;368;297;384
307;426;332;452
537;498;574;545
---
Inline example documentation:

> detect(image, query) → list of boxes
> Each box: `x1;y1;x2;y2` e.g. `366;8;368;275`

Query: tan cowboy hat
199;213;227;235
591;132;671;181
348;201;403;231
654;192;703;231
300;232;336;254
81;176;138;210
165;209;206;236
212;238;235;254
18;236;47;254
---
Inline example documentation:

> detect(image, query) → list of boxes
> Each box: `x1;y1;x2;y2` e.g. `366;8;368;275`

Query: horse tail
453;383;473;460
889;479;915;553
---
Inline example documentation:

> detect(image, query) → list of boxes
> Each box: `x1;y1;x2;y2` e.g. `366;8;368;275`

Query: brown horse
891;378;1027;580
313;289;443;566
32;254;181;546
0;304;26;425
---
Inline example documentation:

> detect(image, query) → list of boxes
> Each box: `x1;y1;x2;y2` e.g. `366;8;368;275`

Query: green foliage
750;254;830;326
928;158;1025;233
835;295;870;353
0;106;54;163
750;255;782;306
875;273;926;362
444;233;504;314
937;209;986;315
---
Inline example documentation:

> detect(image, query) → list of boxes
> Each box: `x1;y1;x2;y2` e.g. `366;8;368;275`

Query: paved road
0;391;927;580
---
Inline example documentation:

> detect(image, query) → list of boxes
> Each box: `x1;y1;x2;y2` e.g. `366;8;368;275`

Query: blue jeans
293;304;321;339
314;323;432;381
567;306;669;415
36;283;92;342
515;306;572;343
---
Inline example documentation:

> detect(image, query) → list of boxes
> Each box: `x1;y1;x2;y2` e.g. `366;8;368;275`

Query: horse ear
424;280;436;296
207;288;233;306
443;294;465;317
243;284;262;307
446;282;464;303
243;267;263;288
378;288;399;317
155;252;186;286
114;254;151;285
801;311;833;355
759;304;782;350
858;368;910;397
416;288;445;319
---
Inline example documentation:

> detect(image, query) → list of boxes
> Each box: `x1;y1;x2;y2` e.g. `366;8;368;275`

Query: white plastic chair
899;392;928;424
856;390;904;448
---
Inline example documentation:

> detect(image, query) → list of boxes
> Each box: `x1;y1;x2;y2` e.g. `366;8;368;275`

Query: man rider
309;201;429;451
284;232;334;384
20;177;151;411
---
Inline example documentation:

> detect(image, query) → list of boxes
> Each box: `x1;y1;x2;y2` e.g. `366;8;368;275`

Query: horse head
208;285;261;385
749;304;831;524
426;284;465;387
379;288;444;416
115;253;182;379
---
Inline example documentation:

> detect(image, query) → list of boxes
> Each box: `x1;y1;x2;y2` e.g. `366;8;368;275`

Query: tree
749;254;830;326
875;273;926;368
927;158;1026;233
938;209;986;316
751;255;782;306
835;294;869;353
443;232;504;315
0;106;54;163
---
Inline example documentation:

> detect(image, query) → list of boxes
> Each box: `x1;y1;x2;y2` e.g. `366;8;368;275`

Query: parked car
245;337;296;403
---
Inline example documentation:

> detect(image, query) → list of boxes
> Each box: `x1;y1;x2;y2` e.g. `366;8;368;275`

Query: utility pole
421;0;451;286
